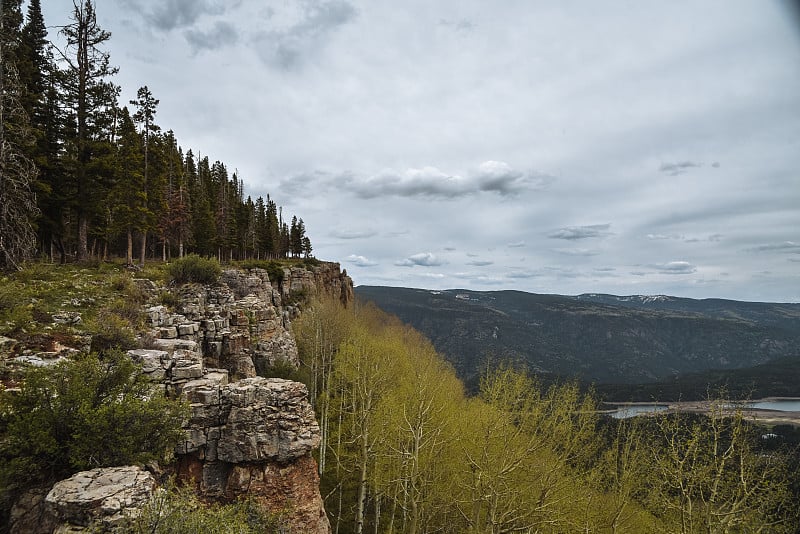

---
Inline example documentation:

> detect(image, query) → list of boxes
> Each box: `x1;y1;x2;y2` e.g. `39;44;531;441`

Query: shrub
89;312;137;353
167;254;221;285
265;261;285;286
158;289;181;309
0;352;188;498
0;304;33;337
255;357;307;384
119;482;288;533
302;256;321;268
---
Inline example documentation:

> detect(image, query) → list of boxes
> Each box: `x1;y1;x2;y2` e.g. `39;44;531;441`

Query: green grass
0;262;147;348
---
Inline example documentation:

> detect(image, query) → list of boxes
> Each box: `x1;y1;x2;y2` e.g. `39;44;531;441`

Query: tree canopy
0;0;312;269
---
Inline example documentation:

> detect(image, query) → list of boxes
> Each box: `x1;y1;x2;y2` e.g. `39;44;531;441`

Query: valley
356;286;800;401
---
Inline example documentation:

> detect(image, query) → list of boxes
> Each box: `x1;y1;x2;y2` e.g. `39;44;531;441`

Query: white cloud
395;253;446;267
652;261;697;275
548;224;612;240
347;254;378;267
331;229;378;240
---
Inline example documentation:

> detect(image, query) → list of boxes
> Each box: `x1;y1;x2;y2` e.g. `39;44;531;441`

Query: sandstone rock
44;466;155;529
158;326;178;339
0;335;18;355
152;338;198;353
145;305;169;327
177;377;328;533
253;329;300;372
13;354;66;367
132;278;158;301
52;312;82;325
228;456;330;534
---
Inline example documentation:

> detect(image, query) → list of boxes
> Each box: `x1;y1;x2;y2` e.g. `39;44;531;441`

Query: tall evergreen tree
0;0;39;270
129;85;159;265
58;0;119;261
159;131;188;259
109;107;144;265
19;0;64;260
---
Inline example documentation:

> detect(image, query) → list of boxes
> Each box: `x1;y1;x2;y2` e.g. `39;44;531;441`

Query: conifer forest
0;0;311;271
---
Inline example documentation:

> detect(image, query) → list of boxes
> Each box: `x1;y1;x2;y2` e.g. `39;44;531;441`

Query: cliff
7;261;352;533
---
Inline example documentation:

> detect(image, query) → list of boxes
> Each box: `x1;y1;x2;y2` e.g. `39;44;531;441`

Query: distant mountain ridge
355;286;800;390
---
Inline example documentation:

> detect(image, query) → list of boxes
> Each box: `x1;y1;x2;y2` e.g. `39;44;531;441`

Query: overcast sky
41;1;800;302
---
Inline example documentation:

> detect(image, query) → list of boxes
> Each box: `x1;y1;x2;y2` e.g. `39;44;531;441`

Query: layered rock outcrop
177;377;328;532
156;262;347;533
45;467;156;530
144;263;352;380
7;261;349;533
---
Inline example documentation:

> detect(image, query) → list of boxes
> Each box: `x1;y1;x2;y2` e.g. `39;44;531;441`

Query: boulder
44;466;156;530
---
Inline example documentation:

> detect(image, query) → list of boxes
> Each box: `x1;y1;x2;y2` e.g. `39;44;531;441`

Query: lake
609;398;800;419
610;405;668;419
745;399;800;411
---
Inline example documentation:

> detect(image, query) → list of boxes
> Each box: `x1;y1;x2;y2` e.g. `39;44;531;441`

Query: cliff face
12;261;351;533
177;377;328;532
156;262;350;533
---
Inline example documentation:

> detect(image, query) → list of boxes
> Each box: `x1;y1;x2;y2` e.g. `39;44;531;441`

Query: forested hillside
293;298;799;533
355;286;800;395
1;0;311;270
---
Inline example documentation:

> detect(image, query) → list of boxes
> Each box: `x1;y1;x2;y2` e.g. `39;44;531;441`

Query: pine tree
264;195;280;258
19;0;64;260
57;0;119;261
109;107;144;265
159;131;189;259
0;0;40;270
129;85;160;265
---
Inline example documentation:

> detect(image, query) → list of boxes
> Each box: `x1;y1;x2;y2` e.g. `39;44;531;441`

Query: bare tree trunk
139;230;146;266
126;227;133;264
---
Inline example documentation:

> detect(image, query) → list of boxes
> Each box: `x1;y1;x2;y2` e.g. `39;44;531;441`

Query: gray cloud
506;270;541;279
748;241;800;253
548;224;612;240
651;261;697;274
395;252;446;267
331;229;378;240
438;18;475;33
347;254;378;267
659;161;702;176
554;248;601;256
507;241;526;248
254;0;357;70
281;162;552;200
466;260;494;266
124;0;232;31
647;233;723;243
647;233;683;240
474;161;554;196
184;21;239;52
593;267;616;272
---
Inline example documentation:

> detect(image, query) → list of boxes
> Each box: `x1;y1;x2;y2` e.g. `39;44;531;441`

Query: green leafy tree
647;402;796;533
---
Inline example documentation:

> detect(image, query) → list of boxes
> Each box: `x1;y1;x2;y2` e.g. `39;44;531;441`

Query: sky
40;0;800;302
